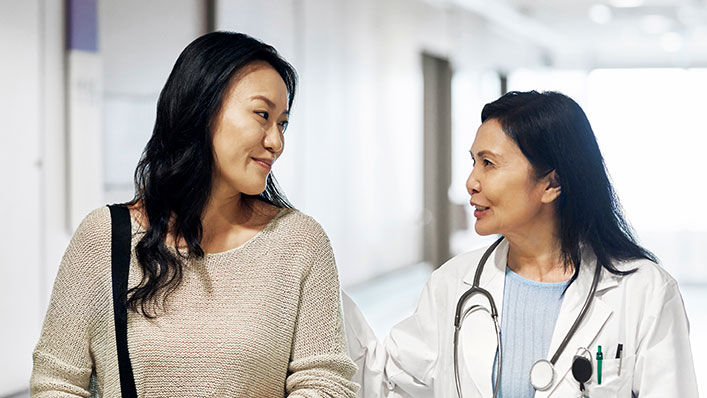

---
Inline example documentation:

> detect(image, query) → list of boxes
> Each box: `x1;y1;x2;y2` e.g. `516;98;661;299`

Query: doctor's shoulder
611;256;682;302
426;245;491;291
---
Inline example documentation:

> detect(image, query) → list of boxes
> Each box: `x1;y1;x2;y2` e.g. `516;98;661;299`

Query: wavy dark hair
126;32;297;317
481;90;656;285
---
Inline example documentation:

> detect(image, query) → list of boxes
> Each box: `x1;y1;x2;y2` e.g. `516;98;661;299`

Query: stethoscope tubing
453;236;601;398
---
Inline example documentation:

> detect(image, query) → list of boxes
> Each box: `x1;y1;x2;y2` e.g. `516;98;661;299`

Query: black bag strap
109;204;138;398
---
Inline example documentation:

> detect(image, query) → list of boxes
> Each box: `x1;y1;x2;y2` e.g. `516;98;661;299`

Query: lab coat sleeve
632;279;699;397
383;278;441;397
342;291;388;398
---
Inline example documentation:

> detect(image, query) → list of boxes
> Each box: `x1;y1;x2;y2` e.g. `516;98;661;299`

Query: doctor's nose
466;170;481;195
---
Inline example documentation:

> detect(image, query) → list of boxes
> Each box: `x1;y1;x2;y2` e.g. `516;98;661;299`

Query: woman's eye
256;111;269;120
278;120;289;132
483;159;493;167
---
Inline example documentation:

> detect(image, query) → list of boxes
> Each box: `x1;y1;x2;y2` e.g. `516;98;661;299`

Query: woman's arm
285;235;359;398
31;209;107;397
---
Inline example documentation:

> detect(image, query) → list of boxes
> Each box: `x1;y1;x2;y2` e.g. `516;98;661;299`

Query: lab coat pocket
549;355;635;397
585;354;636;397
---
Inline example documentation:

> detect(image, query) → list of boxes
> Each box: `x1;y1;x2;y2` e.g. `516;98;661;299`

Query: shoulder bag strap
109;204;138;398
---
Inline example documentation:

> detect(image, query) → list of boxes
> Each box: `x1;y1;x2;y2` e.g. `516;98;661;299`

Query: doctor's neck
503;220;572;283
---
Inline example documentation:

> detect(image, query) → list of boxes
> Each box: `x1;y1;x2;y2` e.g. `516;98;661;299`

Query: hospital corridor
2;0;706;397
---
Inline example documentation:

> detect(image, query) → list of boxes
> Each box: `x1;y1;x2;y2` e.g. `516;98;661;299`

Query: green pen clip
596;345;603;385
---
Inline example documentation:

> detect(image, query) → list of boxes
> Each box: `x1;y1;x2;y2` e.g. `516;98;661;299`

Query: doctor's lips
470;200;490;218
252;157;274;171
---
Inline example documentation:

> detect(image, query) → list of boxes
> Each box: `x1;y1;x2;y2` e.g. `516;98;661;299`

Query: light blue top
492;267;569;398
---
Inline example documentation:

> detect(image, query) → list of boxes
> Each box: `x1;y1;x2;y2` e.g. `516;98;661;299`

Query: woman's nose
264;125;284;154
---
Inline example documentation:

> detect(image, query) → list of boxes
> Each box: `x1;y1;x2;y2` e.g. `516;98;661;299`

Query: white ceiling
452;0;707;68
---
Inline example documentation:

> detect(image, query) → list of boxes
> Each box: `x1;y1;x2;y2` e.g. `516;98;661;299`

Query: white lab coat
343;239;699;398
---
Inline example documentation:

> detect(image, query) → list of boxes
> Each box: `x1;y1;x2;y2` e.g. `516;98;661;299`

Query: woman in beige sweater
31;31;358;397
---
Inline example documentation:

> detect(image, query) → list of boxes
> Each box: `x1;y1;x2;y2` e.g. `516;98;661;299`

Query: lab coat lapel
459;239;508;398
536;251;620;398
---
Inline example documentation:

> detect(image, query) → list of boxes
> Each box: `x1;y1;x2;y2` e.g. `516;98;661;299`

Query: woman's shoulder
270;207;330;243
71;206;113;244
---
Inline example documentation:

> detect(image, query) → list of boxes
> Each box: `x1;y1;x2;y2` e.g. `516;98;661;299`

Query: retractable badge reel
571;348;593;397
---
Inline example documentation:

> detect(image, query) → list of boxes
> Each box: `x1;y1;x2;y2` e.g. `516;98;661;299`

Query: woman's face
466;119;558;237
211;61;289;197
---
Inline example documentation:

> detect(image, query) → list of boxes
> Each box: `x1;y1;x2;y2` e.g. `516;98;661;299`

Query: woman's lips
252;157;273;171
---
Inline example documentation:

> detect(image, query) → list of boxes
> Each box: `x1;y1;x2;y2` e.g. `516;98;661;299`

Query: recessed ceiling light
641;14;673;35
589;4;613;24
609;0;645;7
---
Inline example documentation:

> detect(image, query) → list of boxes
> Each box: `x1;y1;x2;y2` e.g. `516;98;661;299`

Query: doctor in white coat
344;90;699;398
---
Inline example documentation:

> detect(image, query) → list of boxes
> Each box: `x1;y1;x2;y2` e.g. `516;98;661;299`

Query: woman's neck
199;185;278;253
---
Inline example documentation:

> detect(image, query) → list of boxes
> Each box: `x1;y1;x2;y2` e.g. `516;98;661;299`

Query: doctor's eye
483;159;494;167
255;111;269;120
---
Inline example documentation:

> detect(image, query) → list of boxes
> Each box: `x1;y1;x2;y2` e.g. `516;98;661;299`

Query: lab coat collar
461;238;508;287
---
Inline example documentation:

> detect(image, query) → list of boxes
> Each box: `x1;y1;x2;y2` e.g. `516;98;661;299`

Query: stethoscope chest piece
530;359;555;391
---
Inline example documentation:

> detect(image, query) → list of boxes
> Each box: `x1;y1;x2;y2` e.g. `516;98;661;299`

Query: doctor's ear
541;170;561;204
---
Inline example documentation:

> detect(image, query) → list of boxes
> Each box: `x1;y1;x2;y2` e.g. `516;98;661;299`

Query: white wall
0;0;43;394
100;0;205;204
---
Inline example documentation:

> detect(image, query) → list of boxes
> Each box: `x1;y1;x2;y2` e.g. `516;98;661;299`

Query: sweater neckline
129;207;291;258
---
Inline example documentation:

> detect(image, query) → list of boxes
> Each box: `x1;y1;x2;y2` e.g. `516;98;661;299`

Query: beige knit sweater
31;206;358;397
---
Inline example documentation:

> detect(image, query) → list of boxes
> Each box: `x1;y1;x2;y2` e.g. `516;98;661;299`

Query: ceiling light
641;14;673;35
609;0;645;7
589;4;613;24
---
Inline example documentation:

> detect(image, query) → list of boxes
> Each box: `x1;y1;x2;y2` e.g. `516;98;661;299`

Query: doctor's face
211;61;289;197
466;119;552;237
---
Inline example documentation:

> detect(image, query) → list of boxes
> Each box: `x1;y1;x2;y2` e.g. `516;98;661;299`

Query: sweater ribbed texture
493;267;568;398
31;206;358;397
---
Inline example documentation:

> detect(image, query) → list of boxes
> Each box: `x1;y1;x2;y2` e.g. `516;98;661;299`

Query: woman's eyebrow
250;94;289;116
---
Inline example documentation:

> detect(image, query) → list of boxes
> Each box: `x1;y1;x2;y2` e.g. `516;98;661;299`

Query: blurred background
1;0;705;396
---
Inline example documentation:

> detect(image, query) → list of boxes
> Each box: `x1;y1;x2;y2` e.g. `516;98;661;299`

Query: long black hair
481;90;656;284
127;32;297;317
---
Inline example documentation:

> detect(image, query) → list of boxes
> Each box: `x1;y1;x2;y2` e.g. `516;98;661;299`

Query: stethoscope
453;237;601;398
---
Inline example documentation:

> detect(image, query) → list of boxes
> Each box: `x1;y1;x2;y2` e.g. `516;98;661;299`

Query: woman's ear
541;170;561;204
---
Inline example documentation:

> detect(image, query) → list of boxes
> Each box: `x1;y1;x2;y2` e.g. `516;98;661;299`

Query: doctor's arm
342;278;443;398
632;280;699;397
383;278;443;397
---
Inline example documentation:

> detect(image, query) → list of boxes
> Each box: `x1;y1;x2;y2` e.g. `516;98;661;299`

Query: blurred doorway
422;53;452;268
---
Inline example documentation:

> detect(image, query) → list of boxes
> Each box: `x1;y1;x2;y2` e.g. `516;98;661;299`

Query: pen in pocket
616;343;623;376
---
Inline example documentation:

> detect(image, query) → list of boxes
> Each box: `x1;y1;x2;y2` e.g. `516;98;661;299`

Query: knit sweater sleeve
285;222;359;398
31;208;109;397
